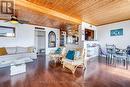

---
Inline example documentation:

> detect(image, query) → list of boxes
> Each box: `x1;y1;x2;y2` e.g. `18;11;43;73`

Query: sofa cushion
16;47;28;53
5;47;16;54
0;48;7;56
75;51;80;59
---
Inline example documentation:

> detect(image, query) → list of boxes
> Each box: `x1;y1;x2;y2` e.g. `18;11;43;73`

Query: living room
0;0;130;87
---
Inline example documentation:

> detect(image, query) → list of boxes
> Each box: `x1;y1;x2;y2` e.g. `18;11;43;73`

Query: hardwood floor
0;55;130;87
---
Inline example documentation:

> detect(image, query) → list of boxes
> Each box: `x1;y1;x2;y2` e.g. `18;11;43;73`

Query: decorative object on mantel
48;31;56;48
66;24;79;45
110;28;123;36
0;26;15;37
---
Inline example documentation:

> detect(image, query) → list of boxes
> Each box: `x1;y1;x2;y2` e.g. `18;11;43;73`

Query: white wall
80;22;97;49
34;27;60;55
81;22;97;41
66;22;97;51
45;27;60;54
0;20;60;55
97;20;130;49
0;21;35;47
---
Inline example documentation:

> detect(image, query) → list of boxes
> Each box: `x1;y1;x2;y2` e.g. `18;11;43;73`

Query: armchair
49;47;66;64
62;48;85;74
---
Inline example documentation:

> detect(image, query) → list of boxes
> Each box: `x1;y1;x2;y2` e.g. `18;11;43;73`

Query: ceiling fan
3;9;29;24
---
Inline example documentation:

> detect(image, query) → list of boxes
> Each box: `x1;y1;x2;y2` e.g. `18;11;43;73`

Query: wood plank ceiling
0;5;71;28
1;0;130;28
26;0;130;26
16;5;69;28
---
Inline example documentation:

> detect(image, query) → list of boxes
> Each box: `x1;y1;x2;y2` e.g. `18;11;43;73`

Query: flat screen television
85;29;94;41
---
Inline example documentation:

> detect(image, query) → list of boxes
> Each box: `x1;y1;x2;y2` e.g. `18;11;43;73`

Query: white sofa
0;47;37;68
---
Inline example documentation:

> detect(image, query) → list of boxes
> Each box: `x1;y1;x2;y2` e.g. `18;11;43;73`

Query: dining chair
98;45;107;57
114;48;127;68
106;44;117;64
126;46;130;69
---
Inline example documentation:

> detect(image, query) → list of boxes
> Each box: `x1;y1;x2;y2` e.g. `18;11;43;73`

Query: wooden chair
49;47;66;64
62;48;85;74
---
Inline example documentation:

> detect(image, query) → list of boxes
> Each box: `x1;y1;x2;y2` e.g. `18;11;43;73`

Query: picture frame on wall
0;26;15;37
110;28;123;36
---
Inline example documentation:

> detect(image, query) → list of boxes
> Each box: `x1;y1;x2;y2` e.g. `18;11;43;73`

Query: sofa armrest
49;50;55;54
33;48;37;53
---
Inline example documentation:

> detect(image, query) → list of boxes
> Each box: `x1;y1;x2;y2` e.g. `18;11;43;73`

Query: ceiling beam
15;0;82;24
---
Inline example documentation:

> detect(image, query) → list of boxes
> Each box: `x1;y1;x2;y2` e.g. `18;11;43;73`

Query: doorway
35;29;46;55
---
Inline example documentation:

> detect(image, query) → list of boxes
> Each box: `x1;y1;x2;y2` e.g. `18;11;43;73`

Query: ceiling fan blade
1;9;29;24
0;18;10;22
18;20;29;24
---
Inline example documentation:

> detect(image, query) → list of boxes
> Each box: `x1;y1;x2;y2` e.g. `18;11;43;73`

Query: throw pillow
55;48;62;54
0;47;7;56
75;51;80;59
28;47;34;53
66;50;75;60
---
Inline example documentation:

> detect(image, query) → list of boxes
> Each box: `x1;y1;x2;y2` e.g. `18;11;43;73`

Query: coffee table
10;57;33;76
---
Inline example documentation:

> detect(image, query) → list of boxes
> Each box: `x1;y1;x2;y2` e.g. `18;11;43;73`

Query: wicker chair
62;48;85;74
49;47;66;63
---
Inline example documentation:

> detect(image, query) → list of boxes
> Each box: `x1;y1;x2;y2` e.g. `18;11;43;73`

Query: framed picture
110;28;123;36
0;26;15;37
1;1;14;14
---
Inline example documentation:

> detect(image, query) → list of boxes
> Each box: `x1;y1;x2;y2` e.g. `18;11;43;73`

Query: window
0;26;15;37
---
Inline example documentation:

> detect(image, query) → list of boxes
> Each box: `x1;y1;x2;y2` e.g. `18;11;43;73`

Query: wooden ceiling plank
79;0;126;16
69;0;118;17
15;0;82;24
67;0;101;15
79;0;130;24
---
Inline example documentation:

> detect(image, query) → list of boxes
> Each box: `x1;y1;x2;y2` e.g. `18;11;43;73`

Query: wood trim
15;0;82;24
